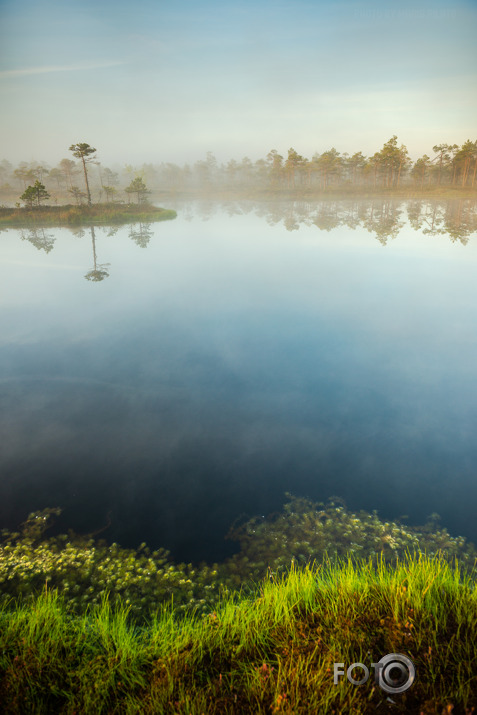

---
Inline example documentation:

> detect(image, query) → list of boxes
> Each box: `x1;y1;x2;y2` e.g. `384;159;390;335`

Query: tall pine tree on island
69;143;97;206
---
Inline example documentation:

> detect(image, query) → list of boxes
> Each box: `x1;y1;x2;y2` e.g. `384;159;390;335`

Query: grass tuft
0;554;476;713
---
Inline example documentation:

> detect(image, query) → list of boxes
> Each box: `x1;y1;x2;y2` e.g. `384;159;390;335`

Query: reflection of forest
15;201;477;274
16;221;155;282
196;198;477;245
20;227;55;253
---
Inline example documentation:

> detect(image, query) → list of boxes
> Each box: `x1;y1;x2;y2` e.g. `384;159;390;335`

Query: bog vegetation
0;497;476;713
0;136;476;207
1;495;476;621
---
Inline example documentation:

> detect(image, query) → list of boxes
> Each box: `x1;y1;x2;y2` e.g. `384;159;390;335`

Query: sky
0;0;476;168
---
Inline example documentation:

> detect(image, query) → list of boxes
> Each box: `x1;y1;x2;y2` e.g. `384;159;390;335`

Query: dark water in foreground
1;199;477;563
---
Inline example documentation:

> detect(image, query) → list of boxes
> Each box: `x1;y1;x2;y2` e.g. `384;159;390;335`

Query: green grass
2;497;476;625
0;203;177;227
1;498;476;712
0;553;476;713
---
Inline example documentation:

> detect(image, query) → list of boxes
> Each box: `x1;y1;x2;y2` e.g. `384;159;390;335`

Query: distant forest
1;136;476;203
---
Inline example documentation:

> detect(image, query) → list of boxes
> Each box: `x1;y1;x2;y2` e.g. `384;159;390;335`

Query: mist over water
1;199;477;563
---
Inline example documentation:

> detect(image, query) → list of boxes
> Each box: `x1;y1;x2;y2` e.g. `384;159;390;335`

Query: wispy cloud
0;61;127;78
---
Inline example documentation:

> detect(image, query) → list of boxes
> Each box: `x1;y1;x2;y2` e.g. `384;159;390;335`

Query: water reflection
128;222;153;248
8;200;477;284
189;198;477;245
20;227;56;253
1;198;477;563
84;226;110;282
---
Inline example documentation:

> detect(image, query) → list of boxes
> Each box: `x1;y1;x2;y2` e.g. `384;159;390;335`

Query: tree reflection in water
213;198;477;246
13;199;477;284
84;226;110;282
20;227;55;253
265;198;476;245
128;222;153;248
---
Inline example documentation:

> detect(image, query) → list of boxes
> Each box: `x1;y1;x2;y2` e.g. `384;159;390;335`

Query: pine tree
20;180;50;208
125;176;150;204
69;143;97;206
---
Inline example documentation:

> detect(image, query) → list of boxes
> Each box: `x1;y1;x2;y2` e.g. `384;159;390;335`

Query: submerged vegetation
1;497;476;711
1;496;476;621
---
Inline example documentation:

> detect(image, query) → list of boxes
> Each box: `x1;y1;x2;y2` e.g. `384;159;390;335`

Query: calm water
1;199;477;563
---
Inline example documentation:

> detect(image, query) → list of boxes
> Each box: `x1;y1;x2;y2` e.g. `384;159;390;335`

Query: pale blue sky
0;0;476;167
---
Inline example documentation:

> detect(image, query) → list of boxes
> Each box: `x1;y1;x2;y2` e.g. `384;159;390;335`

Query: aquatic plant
0;524;225;622
1;495;475;624
222;494;477;590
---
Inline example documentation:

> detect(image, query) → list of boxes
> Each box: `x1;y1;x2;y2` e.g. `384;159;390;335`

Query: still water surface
1;199;477;562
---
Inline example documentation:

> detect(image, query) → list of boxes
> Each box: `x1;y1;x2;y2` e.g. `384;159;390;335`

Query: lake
1;198;476;563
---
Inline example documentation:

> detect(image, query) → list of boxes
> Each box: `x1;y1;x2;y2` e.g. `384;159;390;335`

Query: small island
0;142;176;228
0;202;177;228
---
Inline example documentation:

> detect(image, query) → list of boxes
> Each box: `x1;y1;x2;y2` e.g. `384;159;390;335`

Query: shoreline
0;203;177;228
1;554;475;713
152;186;477;201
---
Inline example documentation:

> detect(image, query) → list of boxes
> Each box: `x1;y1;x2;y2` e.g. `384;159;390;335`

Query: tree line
1;136;476;206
